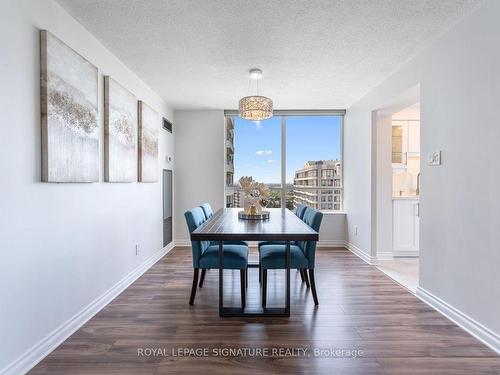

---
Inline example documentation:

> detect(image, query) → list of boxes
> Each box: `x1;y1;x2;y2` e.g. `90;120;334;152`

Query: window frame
224;110;345;213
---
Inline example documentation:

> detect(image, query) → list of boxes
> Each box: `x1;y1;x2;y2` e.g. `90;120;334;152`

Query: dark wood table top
191;208;319;242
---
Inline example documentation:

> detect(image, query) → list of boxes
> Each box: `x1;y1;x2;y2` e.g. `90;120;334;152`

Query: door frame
371;85;420;262
162;168;173;247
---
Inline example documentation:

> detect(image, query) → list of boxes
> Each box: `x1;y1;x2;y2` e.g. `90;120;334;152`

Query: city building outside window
224;113;343;212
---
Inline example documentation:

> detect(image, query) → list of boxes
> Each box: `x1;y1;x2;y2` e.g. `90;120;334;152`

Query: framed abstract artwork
40;30;99;182
104;76;137;182
138;101;159;182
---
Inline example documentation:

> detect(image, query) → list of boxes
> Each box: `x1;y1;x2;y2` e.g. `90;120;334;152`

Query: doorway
391;104;420;256
373;95;420;293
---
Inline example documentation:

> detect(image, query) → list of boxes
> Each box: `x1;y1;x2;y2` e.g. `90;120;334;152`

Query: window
287;115;342;212
225;116;282;208
224;112;343;212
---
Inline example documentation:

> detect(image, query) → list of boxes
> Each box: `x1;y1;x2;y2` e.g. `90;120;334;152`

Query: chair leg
259;264;261;283
303;269;310;288
299;269;305;282
309;269;319;305
240;269;246;309
189;269;199;305
262;269;267;307
199;269;206;288
245;267;248;288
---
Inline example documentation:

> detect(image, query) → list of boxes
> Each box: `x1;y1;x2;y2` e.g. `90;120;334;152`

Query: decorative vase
249;205;257;215
244;196;262;214
243;196;251;213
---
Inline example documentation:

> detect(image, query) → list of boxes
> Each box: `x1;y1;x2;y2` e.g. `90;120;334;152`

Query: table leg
218;240;223;316
219;238;292;317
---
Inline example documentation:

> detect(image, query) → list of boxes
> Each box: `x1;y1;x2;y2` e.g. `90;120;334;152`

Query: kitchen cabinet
392;120;420;167
393;198;419;256
408;121;420;154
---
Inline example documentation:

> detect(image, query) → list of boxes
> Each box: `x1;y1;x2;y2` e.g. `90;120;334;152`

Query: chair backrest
184;207;210;268
200;203;213;219
298;207;323;267
295;204;307;219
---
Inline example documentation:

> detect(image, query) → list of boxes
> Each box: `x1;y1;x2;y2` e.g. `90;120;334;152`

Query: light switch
428;151;441;166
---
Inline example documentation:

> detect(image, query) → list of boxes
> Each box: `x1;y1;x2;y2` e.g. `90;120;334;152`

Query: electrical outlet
354;226;358;236
135;244;140;256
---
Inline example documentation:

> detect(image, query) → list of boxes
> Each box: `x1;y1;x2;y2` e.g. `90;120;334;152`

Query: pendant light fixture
238;69;273;121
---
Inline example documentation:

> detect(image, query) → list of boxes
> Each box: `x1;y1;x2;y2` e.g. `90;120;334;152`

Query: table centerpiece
238;176;270;220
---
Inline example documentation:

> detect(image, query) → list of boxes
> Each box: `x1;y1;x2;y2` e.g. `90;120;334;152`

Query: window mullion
281;116;286;209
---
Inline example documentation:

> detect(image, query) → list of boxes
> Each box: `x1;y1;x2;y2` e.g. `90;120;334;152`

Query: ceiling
56;0;483;110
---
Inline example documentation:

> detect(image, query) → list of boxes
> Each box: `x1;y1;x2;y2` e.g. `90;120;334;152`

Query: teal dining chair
257;203;309;282
184;207;249;307
199;203;214;219
257;203;307;249
199;202;249;246
295;203;308;220
199;202;249;288
259;207;323;306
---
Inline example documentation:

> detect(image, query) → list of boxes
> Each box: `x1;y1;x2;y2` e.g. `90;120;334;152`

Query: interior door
163;169;173;247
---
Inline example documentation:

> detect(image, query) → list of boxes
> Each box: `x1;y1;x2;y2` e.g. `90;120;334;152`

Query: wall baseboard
393;250;419;257
345;247;500;354
346;244;400;263
6;242;498;375
344;241;377;264
1;243;174;375
375;251;394;261
416;286;500;354
176;239;347;249
316;240;346;248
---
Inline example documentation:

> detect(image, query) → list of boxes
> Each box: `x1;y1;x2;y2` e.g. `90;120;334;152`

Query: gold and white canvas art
40;30;99;182
104;77;137;182
138;101;159;182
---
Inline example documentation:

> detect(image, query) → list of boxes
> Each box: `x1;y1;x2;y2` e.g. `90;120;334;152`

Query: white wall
317;214;346;247
344;106;374;256
173;110;347;245
173;110;225;243
0;0;173;373
344;0;499;344
372;114;393;258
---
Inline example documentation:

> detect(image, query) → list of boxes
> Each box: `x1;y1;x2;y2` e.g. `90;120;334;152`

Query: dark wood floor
30;248;499;374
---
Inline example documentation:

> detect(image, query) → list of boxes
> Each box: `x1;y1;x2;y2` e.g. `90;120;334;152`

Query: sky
233;116;341;184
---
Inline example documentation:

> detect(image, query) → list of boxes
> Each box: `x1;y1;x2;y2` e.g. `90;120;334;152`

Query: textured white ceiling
56;0;483;110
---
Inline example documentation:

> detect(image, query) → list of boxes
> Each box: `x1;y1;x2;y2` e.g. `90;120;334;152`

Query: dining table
190;207;319;317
